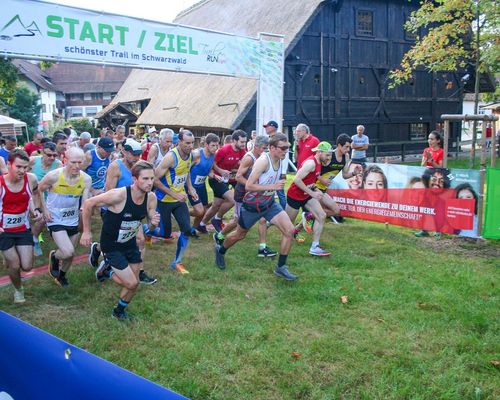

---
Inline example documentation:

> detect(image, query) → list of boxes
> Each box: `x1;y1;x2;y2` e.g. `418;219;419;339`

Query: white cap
79;131;91;140
148;126;157;134
123;138;142;155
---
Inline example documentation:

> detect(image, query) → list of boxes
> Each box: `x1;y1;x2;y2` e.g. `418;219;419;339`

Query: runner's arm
104;161;120;191
235;155;253;185
81;151;92;171
341;153;352;179
292;160;316;196
146;192;160;231
146;144;158;164
0;157;7;174
154;152;179;198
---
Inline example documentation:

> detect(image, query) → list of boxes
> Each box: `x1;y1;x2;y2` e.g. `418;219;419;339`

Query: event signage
0;311;188;399
483;168;500;239
0;0;264;78
328;163;480;237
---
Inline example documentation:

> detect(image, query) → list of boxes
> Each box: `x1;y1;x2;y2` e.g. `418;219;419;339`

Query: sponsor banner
483;168;500;239
0;0;262;78
328;163;481;237
0;311;188;400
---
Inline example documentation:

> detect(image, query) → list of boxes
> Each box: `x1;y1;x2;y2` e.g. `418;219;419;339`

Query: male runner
0;149;43;303
147;128;173;167
286;141;333;256
40;147;92;286
81;137;115;196
155;130;198;274
214;134;298;280
52;132;68;163
80;160;160;320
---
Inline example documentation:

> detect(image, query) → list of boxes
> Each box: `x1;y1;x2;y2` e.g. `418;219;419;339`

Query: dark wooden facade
240;0;463;148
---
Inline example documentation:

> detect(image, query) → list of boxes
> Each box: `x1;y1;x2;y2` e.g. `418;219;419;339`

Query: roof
104;0;326;129
11;59;56;91
44;62;131;94
0;115;27;127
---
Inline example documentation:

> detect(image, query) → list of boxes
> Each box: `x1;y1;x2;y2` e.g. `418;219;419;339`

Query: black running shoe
211;218;223;233
139;270;157;285
54;275;69;287
189;228;201;239
48;250;60;279
88;242;101;268
258;246;278;257
195;225;208;234
112;308;132;321
96;261;112;283
214;244;226;270
213;232;224;246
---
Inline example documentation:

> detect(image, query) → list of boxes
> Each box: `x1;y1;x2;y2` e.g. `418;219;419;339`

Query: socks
259;243;266;250
115;298;129;313
278;254;287;267
311;241;319;248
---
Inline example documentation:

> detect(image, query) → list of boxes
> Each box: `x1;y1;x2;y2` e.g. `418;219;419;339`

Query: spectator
295;123;320;168
351;125;369;163
24;132;44;156
421;130;444;168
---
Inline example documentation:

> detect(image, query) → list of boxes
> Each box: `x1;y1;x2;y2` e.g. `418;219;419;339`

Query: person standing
351;125;369;163
80;161;160;320
214;133;298;280
0;149;43;303
155;130;198;274
295;123;320;168
24;132;44;156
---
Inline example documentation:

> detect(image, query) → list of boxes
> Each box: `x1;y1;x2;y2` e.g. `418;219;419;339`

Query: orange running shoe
171;262;190;274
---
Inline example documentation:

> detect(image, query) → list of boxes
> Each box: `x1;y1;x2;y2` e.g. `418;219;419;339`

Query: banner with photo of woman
327;163;480;237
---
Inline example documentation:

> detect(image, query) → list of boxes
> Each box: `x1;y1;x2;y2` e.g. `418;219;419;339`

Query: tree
389;0;499;167
1;87;41;138
0;59;19;105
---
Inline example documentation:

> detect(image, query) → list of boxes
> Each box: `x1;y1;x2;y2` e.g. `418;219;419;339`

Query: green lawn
1;215;499;399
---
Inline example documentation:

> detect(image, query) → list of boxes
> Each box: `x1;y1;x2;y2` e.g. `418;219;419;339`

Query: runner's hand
189;188;199;202
150;212;161;227
32;209;43;222
175;192;187;202
43;210;53;222
311;190;323;200
274;179;285;190
80;232;92;247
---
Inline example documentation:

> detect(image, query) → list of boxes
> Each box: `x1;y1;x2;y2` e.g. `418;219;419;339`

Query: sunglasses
277;145;290;151
44;152;57;158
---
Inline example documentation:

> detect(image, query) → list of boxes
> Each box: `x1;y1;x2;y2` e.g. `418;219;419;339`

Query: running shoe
112;308;132;321
330;216;339;224
88;242;101;268
309;246;331;257
301;212;314;233
195;225;208;234
189;228;201;239
274;265;298;281
258;246;278;257
170;262;190;274
48;250;60;279
293;232;305;243
414;230;429;237
211;217;223;233
33;241;43;257
54;275;69;287
96;261;113;282
214;244;226;270
213;232;224;246
139;270;157;285
14;288;25;304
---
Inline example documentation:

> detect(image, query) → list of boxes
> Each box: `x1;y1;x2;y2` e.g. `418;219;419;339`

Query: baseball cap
263;120;278;129
123;138;142;155
148;126;157;134
312;141;334;152
172;133;179;145
98;137;115;153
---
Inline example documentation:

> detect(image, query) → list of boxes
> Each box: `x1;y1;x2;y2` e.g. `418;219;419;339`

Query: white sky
44;0;200;23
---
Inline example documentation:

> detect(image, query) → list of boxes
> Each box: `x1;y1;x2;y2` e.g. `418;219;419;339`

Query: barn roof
98;0;327;129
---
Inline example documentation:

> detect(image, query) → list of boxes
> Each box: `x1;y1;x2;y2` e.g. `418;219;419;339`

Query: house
97;0;472;147
11;59;61;131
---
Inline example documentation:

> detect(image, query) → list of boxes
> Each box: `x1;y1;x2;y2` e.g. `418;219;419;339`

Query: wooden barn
98;0;470;150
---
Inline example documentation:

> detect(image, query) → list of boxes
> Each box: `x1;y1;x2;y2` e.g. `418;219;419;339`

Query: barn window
409;123;428;141
356;10;373;36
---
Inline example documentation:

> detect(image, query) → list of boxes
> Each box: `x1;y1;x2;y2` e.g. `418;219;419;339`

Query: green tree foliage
1;87;41;136
0;59;19;105
389;0;499;87
68;118;96;136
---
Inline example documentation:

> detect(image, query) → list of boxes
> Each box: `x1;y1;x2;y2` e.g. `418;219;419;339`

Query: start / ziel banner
0;0;269;79
327;163;481;237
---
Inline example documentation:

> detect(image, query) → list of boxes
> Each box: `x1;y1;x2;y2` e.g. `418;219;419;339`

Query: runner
155;129;198;274
199;130;247;233
80;160;160;320
214;134;277;258
286;141;333;257
52;132;68;163
29;142;63;256
189;133;220;233
0;149;43;303
39;147;92;287
88;138;157;284
214;133;298;280
147;128;173;167
81;137;115;197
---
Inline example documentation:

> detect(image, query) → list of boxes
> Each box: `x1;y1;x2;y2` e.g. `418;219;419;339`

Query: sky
45;0;200;23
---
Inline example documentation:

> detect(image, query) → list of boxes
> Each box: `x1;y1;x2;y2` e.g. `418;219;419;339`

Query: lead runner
80;160;160;320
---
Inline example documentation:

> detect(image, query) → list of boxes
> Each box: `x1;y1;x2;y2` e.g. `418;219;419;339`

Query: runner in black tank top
80;161;160;321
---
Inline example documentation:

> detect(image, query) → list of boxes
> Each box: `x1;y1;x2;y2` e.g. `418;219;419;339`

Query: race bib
117;220;140;243
2;213;26;229
60;206;78;221
194;175;207;185
173;174;187;187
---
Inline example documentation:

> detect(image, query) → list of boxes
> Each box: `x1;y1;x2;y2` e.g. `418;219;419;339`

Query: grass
1;214;499;399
